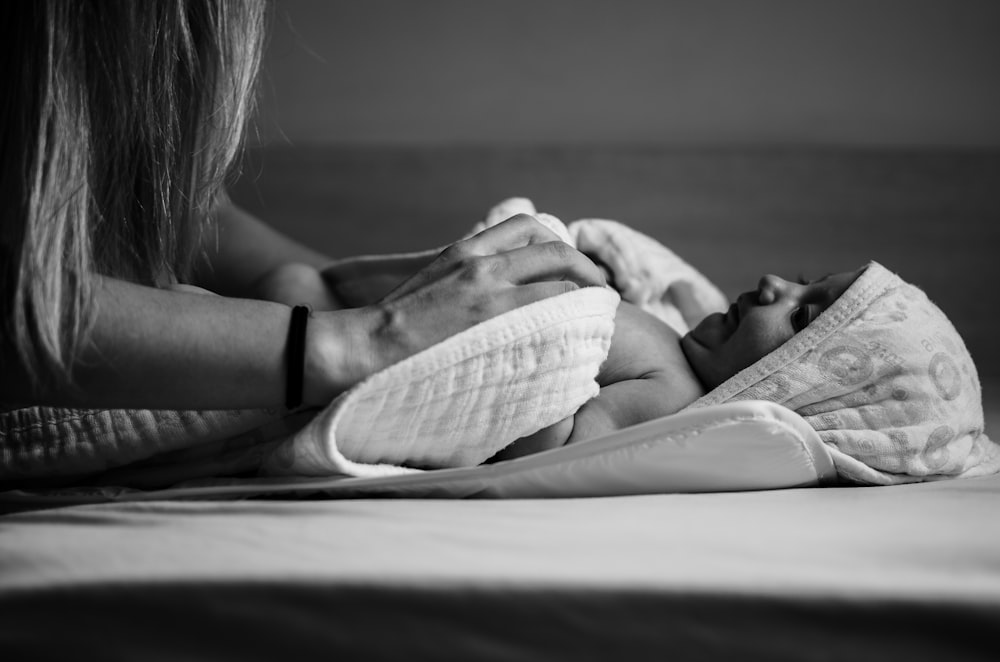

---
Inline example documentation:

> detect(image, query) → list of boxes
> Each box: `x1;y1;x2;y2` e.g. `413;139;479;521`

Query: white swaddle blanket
262;198;726;477
261;198;729;477
262;287;619;477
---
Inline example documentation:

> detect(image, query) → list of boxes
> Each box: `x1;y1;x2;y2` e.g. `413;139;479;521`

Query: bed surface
2;475;999;660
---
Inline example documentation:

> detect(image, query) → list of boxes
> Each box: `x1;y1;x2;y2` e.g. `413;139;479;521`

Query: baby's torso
599;301;704;411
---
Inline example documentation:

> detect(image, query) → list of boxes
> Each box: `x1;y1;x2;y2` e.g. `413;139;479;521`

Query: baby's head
681;268;866;390
681;262;997;484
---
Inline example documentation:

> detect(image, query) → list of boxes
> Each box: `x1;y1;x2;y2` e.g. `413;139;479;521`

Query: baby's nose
757;274;791;304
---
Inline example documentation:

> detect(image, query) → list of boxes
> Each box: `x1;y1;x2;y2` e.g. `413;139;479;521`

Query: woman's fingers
455;213;564;255
485;241;606;289
383;239;602;303
462;215;604;288
383;214;603;302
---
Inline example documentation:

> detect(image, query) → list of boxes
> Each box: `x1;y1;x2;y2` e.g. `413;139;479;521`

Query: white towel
262;287;619;477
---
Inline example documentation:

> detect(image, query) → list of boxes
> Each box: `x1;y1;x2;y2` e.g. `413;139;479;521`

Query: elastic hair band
285;305;311;410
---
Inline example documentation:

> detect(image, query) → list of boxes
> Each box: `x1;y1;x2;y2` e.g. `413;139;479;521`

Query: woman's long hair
0;0;266;389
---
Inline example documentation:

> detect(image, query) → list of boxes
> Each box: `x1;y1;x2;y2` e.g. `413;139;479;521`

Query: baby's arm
487;301;704;462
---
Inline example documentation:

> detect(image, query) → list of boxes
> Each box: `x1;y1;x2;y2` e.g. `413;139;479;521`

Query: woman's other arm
192;198;436;309
191;198;338;304
0;276;368;410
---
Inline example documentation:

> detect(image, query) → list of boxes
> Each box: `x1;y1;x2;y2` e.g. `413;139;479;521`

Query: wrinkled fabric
0;406;294;485
261;287;620;477
687;262;998;484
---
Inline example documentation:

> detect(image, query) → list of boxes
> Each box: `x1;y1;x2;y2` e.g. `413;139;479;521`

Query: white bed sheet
2;475;998;660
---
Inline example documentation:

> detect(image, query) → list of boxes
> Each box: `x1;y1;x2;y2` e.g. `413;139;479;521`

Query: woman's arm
0;276;369;410
2;215;605;411
191;198;334;299
192;198;438;309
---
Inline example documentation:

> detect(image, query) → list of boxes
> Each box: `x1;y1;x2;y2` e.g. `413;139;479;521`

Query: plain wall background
256;0;1000;146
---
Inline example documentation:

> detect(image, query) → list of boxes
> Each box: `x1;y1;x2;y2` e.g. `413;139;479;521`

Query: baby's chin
684;311;733;350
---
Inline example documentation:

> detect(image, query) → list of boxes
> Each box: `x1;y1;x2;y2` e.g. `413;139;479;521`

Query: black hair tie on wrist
285;305;311;410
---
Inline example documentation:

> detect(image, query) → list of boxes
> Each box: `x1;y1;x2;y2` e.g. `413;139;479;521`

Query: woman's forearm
193;199;437;309
1;276;367;410
1;215;608;412
193;198;335;298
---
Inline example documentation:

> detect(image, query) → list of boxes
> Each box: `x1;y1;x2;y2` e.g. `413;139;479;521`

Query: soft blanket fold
261;287;620;477
260;197;726;477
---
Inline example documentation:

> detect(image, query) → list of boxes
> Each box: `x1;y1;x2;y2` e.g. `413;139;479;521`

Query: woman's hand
319;250;440;308
373;214;606;366
304;215;607;404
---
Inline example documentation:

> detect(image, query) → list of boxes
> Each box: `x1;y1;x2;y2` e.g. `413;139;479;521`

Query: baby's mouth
725;302;740;328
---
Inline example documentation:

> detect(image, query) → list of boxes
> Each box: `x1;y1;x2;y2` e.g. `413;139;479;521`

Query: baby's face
680;268;865;389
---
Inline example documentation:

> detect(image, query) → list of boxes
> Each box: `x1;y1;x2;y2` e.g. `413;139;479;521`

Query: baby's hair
0;0;266;388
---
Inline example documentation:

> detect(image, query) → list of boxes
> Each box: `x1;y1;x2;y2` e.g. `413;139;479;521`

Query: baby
489;269;863;461
318;239;996;484
504;260;998;484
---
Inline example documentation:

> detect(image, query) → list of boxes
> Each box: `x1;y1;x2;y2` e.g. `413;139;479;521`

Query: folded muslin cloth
262;287;620;477
687;261;999;484
473;198;727;334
